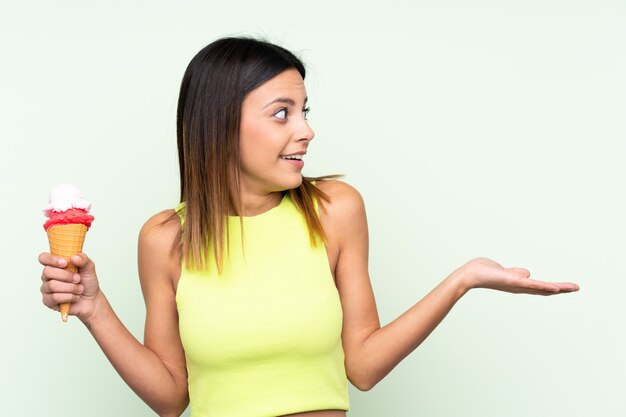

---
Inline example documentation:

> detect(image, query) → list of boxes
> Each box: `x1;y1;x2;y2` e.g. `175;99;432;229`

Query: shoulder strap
175;202;186;226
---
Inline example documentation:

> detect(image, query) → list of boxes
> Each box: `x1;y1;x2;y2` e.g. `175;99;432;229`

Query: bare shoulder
315;179;365;214
139;209;181;251
316;180;365;222
314;180;367;244
138;209;181;288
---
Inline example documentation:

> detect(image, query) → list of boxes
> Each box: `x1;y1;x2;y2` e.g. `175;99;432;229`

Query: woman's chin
277;175;303;191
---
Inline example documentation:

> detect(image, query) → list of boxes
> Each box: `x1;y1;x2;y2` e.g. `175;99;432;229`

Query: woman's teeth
280;155;303;160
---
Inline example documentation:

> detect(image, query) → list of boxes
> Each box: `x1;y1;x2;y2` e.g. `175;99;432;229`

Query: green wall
3;0;624;415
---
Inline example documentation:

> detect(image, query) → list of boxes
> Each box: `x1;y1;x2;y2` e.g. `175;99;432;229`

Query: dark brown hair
170;37;339;272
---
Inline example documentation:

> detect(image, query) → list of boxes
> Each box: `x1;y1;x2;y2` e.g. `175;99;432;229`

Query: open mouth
279;155;304;161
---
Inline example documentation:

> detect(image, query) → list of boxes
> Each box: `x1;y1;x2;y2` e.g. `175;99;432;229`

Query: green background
2;0;624;416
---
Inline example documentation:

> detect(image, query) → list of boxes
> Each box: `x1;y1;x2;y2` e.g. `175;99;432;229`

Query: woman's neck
232;190;284;217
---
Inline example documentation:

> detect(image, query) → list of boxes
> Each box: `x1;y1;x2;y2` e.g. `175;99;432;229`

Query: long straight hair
169;37;340;273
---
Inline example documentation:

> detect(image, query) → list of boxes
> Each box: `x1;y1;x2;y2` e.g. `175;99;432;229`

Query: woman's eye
303;107;310;120
275;109;287;120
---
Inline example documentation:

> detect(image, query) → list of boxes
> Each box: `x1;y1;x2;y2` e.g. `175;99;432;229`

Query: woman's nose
296;119;315;142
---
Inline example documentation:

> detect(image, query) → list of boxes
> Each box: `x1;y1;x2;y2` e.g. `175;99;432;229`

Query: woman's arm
316;180;579;392
40;211;188;417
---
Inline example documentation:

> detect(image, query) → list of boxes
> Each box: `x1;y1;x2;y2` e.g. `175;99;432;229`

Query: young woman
39;37;580;417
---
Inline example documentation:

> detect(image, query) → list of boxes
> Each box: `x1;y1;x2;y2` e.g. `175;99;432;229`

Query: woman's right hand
39;252;101;322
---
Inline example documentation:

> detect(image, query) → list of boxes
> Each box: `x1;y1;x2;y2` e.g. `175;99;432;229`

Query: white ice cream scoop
43;183;92;216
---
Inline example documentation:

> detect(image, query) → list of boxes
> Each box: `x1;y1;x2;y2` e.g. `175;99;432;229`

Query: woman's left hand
454;257;580;295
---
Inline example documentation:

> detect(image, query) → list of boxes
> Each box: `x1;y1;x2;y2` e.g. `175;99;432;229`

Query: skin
236;68;315;213
39;68;580;417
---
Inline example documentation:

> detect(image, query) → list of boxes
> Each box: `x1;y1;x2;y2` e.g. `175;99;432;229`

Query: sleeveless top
175;192;350;417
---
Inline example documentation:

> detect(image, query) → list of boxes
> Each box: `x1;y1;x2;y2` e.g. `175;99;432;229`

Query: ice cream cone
47;223;87;322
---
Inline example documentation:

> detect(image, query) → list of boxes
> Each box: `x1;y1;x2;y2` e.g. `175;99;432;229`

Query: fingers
41;279;84;296
522;280;560;294
509;277;581;296
38;252;67;268
552;281;581;292
41;279;82;306
40;252;85;313
505;265;580;294
41;291;81;309
39;252;95;282
69;253;96;273
39;253;76;283
519;276;580;293
41;265;79;284
508;267;531;278
40;273;84;307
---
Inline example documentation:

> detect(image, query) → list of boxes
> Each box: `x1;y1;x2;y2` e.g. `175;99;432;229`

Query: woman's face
238;68;314;196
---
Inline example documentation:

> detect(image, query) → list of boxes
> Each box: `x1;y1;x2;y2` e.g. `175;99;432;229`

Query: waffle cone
47;224;88;322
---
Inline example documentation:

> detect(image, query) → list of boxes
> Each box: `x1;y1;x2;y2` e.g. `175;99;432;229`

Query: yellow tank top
175;192;350;417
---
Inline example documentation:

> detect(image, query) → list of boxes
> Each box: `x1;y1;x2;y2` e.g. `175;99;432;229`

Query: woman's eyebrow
263;96;308;109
